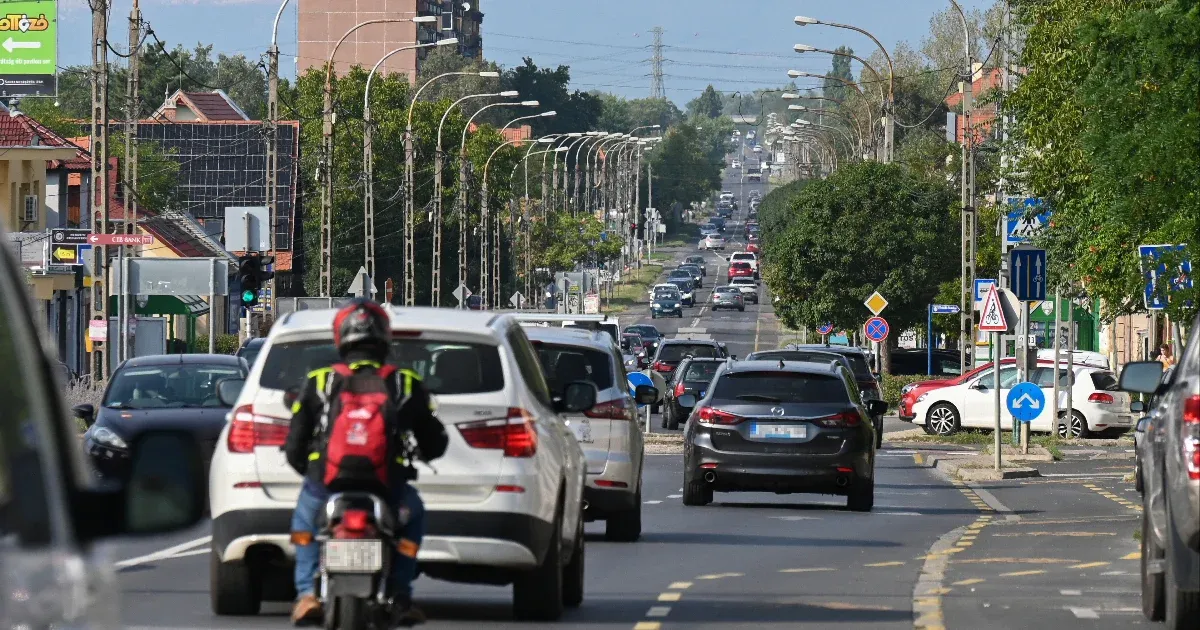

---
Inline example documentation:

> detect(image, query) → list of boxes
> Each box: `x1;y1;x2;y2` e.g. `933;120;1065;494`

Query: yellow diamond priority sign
864;291;889;316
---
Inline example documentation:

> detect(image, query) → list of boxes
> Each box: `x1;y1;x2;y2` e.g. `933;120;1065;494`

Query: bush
193;334;241;355
880;373;944;409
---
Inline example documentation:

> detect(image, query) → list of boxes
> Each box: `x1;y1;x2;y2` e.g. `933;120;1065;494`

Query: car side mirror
729;355;738;361
867;400;889;416
557;381;597;413
634;384;658;405
216;378;246;407
1130;400;1146;414
1135;417;1149;433
1119;361;1164;394
73;430;206;543
73;403;96;428
970;380;987;390
677;394;697;408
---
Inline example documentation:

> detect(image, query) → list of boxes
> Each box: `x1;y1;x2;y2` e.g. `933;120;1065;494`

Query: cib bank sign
0;2;56;98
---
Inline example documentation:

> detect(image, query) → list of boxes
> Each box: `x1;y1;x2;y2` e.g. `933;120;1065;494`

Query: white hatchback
911;361;1132;438
209;307;591;621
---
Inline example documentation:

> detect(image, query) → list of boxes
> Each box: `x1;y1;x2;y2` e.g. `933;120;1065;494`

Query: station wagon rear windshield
534;343;615;392
658;343;722;362
712;372;850;404
258;338;504;395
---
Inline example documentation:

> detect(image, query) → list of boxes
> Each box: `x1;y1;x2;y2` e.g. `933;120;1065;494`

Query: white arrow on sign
3;38;41;54
1012;392;1041;409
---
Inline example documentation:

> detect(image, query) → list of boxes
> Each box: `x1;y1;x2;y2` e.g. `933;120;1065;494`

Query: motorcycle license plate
322;540;383;573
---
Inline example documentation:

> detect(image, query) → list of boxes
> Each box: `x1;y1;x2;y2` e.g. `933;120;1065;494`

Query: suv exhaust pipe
835;476;850;488
703;471;717;483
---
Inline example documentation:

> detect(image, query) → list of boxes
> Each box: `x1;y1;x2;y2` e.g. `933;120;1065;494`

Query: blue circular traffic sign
864;317;889;343
1006;382;1045;423
817;323;834;335
627;371;654;408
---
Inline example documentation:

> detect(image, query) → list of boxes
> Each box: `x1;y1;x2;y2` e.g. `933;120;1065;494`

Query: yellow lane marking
780;567;836;573
815;602;894;611
1122;552;1141;560
657;592;681;602
1000;570;1047;577
953;557;1078;565
992;531;1116;537
634;623;662;630
1069;562;1110;569
668;582;693;590
865;561;905;567
914;454;925;465
952;578;986;586
956;541;974;547
960;535;977;541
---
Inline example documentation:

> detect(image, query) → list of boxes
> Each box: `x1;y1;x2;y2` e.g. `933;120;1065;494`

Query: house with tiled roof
152;89;251;123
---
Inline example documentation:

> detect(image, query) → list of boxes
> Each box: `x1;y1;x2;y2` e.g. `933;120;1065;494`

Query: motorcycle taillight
334;509;375;539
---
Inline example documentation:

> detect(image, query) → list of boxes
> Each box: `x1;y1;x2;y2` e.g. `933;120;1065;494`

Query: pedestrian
1159;343;1175;368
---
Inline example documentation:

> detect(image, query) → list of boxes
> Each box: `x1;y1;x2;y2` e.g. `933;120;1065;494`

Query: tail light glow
674;382;686;397
228;405;290;453
457;408;538;457
1183;394;1199;480
696;406;744;425
653;361;673;372
594;480;628;488
1088;392;1115;404
814;411;862;427
584;398;635;420
341;509;369;533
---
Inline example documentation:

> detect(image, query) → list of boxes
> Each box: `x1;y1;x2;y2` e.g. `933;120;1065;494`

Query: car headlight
916;393;929;403
89;426;128;449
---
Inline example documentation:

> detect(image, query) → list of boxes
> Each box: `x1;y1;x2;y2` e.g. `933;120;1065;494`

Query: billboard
0;1;56;97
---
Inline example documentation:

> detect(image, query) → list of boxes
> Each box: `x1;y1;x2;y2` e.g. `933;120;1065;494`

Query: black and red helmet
332;298;391;356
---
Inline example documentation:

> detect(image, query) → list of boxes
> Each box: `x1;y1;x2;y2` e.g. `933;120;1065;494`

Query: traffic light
237;255;261;307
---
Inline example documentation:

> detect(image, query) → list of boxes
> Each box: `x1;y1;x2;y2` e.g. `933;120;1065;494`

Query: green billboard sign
0;1;56;97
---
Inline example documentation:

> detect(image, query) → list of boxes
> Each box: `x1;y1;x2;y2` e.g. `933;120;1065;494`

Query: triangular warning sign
979;285;1008;332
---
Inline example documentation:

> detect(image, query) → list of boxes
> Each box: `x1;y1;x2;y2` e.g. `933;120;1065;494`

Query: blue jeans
292;479;426;600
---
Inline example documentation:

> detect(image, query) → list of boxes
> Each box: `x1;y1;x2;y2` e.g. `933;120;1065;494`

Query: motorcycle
316;491;401;629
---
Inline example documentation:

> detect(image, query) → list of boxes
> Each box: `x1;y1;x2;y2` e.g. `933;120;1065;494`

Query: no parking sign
864;317;889;343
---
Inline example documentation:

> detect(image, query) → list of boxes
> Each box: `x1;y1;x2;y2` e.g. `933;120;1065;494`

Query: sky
53;0;995;105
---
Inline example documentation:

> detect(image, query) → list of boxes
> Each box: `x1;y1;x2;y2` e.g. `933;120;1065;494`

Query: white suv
209;307;590;620
525;327;650;541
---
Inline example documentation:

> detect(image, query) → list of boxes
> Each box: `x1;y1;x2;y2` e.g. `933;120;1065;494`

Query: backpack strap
317;363;352;433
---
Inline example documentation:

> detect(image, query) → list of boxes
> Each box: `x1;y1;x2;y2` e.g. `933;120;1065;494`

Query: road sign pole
994;330;1002;471
1052;288;1061;431
927;304;933;376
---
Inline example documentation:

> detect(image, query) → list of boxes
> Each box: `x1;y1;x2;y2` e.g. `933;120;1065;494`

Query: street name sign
1006;382;1045;423
931;304;960;315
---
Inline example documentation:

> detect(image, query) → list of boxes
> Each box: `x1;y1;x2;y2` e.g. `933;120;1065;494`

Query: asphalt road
106;171;1146;629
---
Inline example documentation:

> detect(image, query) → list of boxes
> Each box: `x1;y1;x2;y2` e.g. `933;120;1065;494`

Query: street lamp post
432;90;518;306
265;0;293;313
787;70;882;160
363;39;455;290
321;15;437;297
403;69;500;305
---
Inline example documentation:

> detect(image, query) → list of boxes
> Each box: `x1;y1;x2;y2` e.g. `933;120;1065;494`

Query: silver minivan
525;327;651;542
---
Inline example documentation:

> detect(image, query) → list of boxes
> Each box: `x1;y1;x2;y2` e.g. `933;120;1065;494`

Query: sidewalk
932;460;1148;628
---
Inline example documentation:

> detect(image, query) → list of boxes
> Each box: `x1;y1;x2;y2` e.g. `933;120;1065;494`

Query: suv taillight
1183;394;1200;480
653;361;672;372
228;405;290;453
696;406;744;425
1088;392;1115;404
457;409;538;457
584;398;635;420
674;381;686;397
814;411;862;427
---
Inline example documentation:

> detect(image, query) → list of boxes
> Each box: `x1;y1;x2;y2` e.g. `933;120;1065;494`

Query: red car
728;261;754;282
898;358;1025;421
746;243;760;254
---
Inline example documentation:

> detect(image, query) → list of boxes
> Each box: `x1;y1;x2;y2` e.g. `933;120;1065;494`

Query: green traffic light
242;290;257;303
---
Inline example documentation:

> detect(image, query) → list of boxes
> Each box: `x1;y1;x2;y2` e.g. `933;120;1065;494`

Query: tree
646;123;722;219
688;85;724;119
760;162;959;371
501;58;602;137
822;46;856;104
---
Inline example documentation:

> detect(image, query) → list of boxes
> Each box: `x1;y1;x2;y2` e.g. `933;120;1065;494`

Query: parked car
0;223;206;628
701;234;727;251
678;360;887;510
712;286;745;311
684;254;708;275
730;277;759;302
75;354;248;482
527;327;657;541
650;286;684;319
1119;316;1199;628
208;307;596;620
788;345;884;447
664;357;728;430
890;348;964;377
668;278;696;307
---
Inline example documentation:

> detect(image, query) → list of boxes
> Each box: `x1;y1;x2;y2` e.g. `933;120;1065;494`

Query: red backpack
319;363;398;490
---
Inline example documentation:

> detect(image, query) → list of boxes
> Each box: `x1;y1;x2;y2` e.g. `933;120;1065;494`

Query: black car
650;287;684;319
651;338;730;379
684;255;708;276
75;354;248;481
664;357;727;430
668;277;696;306
624;324;665;352
890;348;962;377
236;336;267;369
678;264;704;288
788;344;885;448
709;217;726;232
745;349;856;376
679;360;887;510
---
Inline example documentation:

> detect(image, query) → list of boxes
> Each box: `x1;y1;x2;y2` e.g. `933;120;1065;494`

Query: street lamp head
540;111;557;117
794;44;816;53
478;71;500;78
412;16;437;23
567;132;584;137
787;69;812;79
520;100;539;106
554;147;570;152
499;90;519;97
537;138;555;143
781;93;799;100
788;104;806;111
794;15;820;26
651;124;662;128
436;37;460;46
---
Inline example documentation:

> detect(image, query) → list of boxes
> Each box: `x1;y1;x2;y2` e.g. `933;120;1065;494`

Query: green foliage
15;99;78;138
503;58;602;137
595;93;683;133
193;334;240;355
687;85;724;119
646;123;722;217
110;134;183;213
1007;0;1198;321
534;211;622;272
760;162;959;338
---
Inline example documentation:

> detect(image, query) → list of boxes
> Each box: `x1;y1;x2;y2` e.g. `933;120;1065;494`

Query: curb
927;456;1042;481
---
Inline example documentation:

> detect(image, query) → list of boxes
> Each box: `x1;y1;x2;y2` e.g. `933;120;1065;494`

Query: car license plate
751;424;807;439
322;540;383;573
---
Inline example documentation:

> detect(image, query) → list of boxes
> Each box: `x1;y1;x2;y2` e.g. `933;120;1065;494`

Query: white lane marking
1060;589;1082;596
646;606;672;617
1041;473;1129;478
644;500;663;505
875;511;924;516
1068;607;1099;619
769;516;822;521
667;494;682;499
165;548;210;559
115;535;212;569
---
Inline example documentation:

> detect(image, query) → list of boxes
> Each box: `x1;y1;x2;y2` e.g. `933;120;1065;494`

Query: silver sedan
712;286;745;311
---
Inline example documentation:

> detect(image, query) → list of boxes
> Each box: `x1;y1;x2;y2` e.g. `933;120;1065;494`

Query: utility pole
432;146;444;307
457;149;469;307
480;174;489;309
403;124;415;305
649;27;665;99
120;0;141;364
265;1;283;316
319;81;334;297
959;33;975;375
90;0;111;383
363;102;376;290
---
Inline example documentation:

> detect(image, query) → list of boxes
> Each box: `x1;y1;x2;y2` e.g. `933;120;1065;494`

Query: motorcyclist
284;299;448;626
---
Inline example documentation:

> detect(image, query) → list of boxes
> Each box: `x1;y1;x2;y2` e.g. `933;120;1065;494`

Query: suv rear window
732;254;754;261
683;361;723;382
258;339;504;395
712;372;849;404
1090;371;1120;391
658;343;722;362
534;343;615;393
731;262;751;270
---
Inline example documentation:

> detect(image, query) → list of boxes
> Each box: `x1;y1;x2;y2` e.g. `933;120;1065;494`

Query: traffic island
644;433;685;454
925;449;1046;481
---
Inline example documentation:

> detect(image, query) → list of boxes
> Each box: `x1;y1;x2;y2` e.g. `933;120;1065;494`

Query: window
257;338;504;395
1032;367;1072;387
1089;371;1120;391
105;364;244;409
711;372;850;404
507;329;552;406
974;366;1021;388
535;343;615;394
682;361;723;383
658;343;722;362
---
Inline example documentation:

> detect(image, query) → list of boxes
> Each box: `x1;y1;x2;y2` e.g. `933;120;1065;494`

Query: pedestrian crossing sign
979;285;1008;332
